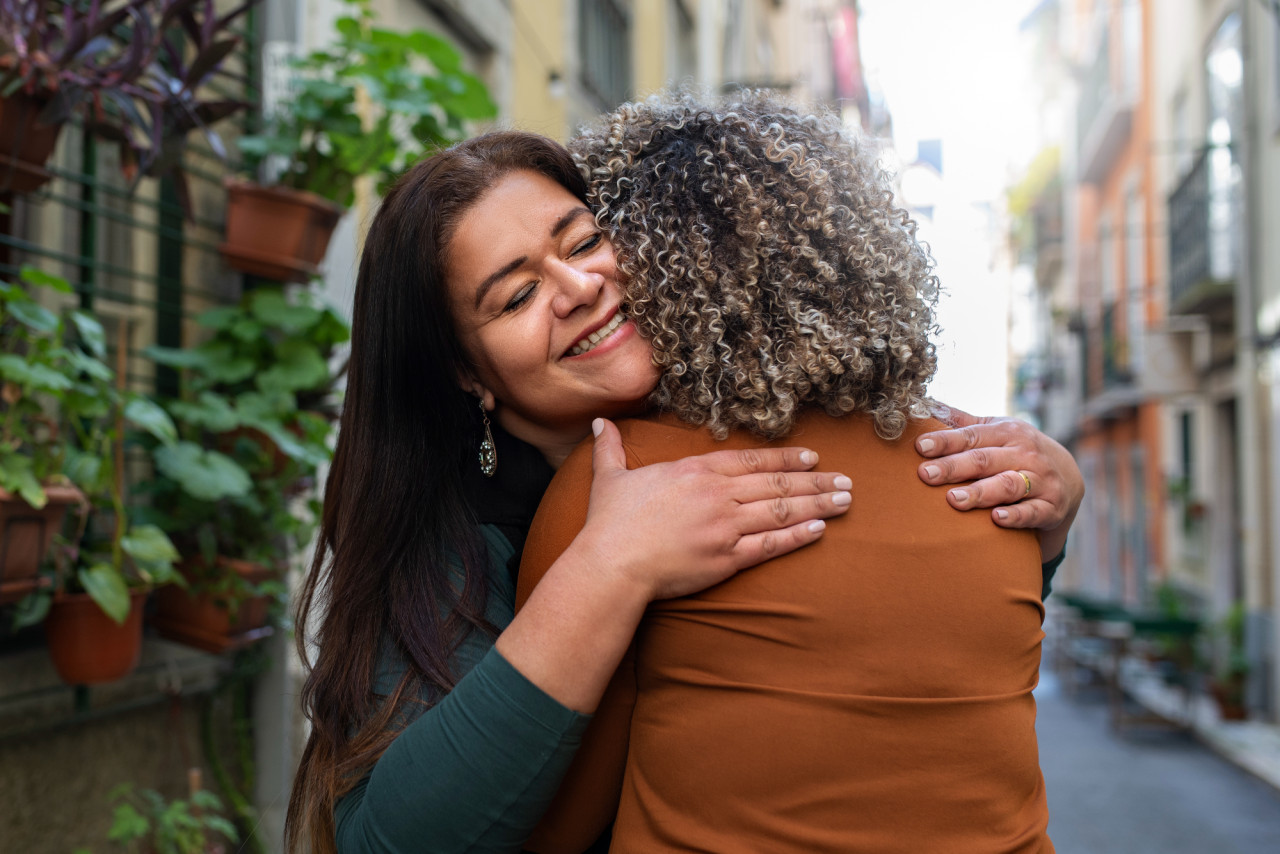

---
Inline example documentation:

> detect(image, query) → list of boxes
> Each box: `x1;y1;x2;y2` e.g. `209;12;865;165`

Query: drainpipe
1235;0;1272;717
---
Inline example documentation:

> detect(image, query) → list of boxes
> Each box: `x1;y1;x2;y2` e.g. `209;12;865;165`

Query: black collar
460;420;555;583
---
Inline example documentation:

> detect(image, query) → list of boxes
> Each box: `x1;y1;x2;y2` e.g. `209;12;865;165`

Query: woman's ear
456;370;496;412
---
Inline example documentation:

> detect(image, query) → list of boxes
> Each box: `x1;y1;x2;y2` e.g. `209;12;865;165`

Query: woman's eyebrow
551;207;592;237
474;256;527;309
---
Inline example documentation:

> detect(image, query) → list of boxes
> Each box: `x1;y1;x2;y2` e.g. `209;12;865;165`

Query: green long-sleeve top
335;524;593;854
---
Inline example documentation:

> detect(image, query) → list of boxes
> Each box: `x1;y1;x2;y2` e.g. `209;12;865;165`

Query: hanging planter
218;180;344;283
151;556;277;654
0;484;85;604
44;589;148;684
0;92;63;194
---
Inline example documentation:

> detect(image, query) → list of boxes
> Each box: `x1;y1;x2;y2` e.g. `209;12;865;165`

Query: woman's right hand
575;418;852;601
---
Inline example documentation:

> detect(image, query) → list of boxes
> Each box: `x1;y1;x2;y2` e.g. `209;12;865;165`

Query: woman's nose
548;259;605;316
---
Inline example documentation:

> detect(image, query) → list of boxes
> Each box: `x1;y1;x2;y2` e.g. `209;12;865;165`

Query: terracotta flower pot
45;589;147;684
219;180;344;283
151;556;276;654
0;485;86;604
1209;679;1248;721
0;92;65;194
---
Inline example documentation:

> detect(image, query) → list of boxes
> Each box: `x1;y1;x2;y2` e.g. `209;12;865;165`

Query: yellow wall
510;0;571;138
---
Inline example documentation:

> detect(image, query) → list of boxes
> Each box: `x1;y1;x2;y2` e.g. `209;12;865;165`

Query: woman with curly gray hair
517;93;1060;854
581;92;940;444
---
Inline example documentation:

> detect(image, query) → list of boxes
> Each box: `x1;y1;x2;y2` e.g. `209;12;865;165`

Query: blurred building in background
1011;0;1280;723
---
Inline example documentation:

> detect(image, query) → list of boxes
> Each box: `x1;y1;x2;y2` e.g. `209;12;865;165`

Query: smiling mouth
568;309;627;356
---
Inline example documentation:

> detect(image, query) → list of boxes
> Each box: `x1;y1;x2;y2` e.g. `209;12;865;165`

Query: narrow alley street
1037;667;1280;852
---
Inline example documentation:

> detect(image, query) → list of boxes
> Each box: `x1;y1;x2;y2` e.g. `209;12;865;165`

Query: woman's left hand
915;406;1084;561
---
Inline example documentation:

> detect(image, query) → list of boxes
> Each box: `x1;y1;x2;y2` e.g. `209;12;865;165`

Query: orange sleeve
514;439;637;854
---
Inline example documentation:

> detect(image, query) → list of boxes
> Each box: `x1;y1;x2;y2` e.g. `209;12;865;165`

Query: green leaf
20;265;73;293
62;448;104;492
0;456;47;508
0;354;74;392
124;395;178;445
11;590;51;630
6;299;60;333
250;289;322;334
258;339;329;394
121;524;180;566
252;419;328;467
406;29;462;72
191;789;224;811
195;305;242;330
143;345;212;370
236;390;296;421
68;311;106;358
205;815;240;841
64;348;114;381
79;563;131;625
199;341;256;384
154;441;253;501
168;392;240;433
229;315;264;342
107;802;150;842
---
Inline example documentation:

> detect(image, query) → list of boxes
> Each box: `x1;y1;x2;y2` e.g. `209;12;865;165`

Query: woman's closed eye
572;232;603;256
503;281;538;312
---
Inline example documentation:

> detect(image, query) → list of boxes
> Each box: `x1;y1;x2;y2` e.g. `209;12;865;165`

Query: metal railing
1167;146;1238;311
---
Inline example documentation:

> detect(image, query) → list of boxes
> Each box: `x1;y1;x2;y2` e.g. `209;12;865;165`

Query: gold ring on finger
1019;471;1031;497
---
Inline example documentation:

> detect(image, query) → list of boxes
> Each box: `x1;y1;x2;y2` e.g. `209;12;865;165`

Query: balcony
1033;184;1064;284
1084;301;1142;420
1077;30;1135;185
1167;147;1237;319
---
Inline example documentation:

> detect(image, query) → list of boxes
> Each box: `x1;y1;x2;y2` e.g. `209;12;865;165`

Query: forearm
336;648;590;854
496;538;650;713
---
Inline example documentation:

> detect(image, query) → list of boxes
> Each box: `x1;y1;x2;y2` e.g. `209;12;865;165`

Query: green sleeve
1041;541;1066;601
335;646;592;854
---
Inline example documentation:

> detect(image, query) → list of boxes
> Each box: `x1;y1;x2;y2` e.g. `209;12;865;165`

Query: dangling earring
478;400;497;477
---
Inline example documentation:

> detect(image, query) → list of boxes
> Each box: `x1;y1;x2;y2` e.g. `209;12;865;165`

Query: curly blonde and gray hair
571;91;941;440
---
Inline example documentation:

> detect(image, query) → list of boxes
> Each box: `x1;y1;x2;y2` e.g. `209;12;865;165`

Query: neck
496;411;590;471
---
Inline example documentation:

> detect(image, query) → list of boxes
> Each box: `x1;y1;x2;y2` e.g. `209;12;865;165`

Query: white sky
858;0;1042;416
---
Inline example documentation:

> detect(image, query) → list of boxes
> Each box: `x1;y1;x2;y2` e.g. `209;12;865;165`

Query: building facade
1022;0;1280;721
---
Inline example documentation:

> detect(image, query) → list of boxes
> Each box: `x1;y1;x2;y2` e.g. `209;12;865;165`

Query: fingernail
834;475;853;490
832;491;852;506
800;450;818;466
592;418;604;437
950;488;968;503
995;508;1009;521
808;520;826;533
924;464;940;481
919;437;935;453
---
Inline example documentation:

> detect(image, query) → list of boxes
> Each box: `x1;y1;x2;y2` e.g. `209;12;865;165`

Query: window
579;0;632;109
670;0;696;85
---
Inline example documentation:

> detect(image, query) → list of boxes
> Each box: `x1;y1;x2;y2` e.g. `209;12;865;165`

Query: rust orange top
516;410;1053;854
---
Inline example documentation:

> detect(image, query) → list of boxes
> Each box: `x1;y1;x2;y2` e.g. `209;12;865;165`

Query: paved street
1036;669;1280;853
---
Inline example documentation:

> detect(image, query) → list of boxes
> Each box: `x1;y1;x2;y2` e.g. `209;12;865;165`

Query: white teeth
570;310;626;356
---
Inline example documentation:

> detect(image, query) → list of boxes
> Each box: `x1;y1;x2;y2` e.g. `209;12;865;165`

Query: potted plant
140;286;346;651
221;0;497;282
0;265;89;604
5;267;183;682
103;780;239;854
0;0;259;208
1207;602;1249;721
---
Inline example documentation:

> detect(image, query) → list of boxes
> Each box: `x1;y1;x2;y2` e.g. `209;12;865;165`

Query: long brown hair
285;132;589;854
